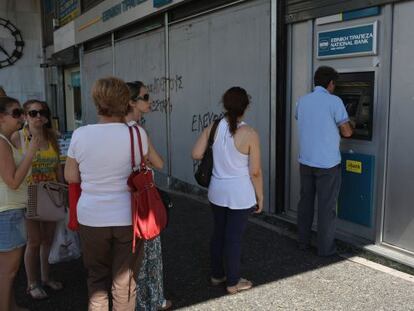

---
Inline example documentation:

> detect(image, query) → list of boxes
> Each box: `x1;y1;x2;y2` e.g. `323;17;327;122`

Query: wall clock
0;18;24;69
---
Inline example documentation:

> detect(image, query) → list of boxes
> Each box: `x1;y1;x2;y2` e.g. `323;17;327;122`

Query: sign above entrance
317;22;378;59
54;0;187;48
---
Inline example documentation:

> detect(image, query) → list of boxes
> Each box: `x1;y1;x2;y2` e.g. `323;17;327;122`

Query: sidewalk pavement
15;192;414;311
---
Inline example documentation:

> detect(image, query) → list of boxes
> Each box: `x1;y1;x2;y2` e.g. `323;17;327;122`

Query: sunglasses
134;94;150;102
28;109;49;118
5;108;24;119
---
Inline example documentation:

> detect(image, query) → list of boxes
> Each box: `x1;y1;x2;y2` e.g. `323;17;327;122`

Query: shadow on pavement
15;193;344;310
163;193;343;310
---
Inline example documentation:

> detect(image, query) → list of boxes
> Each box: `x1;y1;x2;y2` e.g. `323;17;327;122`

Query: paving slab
14;192;414;311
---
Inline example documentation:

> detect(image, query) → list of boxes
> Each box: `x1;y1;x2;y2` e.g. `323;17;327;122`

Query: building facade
1;0;414;267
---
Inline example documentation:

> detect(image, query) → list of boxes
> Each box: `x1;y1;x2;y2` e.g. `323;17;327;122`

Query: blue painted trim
153;0;172;8
343;7;381;21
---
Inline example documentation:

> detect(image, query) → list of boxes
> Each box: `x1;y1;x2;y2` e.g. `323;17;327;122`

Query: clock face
0;18;24;69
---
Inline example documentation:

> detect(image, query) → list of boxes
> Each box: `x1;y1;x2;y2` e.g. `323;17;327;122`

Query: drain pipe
164;12;172;187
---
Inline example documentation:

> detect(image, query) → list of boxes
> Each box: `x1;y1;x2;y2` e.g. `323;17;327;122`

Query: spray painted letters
191;111;224;133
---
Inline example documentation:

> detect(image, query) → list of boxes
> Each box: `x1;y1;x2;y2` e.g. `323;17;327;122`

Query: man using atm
295;66;353;256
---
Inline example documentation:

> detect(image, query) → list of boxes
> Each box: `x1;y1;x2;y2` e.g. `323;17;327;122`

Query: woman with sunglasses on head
0;97;40;311
125;81;171;311
11;100;63;300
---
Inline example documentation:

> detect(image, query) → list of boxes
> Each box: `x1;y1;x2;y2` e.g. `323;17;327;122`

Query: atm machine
286;6;396;245
335;72;374;141
334;72;375;228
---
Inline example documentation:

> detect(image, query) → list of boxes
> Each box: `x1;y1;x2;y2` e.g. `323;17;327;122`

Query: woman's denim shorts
0;209;27;252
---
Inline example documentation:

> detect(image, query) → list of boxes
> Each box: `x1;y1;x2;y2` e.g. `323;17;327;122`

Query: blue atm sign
318;22;377;59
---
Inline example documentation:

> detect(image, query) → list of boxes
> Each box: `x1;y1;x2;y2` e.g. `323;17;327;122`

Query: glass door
64;67;82;131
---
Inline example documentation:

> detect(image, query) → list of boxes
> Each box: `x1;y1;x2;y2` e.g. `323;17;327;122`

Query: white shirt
67;123;148;227
208;119;256;209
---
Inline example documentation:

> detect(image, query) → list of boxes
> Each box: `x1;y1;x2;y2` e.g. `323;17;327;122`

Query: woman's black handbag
157;187;173;227
194;119;221;187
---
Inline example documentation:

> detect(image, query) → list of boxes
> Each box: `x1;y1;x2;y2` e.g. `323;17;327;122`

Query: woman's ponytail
222;87;250;136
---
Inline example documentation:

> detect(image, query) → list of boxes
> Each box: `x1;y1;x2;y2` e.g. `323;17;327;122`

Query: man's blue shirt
295;86;349;169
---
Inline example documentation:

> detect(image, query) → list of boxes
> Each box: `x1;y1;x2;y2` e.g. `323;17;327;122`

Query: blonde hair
92;77;130;117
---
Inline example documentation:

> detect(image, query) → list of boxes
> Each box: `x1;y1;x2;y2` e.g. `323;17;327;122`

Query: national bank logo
319;39;330;50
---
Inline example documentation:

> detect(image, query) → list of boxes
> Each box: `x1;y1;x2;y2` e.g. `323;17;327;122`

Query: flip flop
42;280;63;291
27;283;49;300
226;278;253;295
158;299;172;310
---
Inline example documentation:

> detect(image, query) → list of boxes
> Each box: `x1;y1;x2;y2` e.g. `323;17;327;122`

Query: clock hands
0;44;11;58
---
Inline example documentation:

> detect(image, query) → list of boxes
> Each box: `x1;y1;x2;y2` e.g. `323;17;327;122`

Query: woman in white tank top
0;96;40;311
192;87;263;295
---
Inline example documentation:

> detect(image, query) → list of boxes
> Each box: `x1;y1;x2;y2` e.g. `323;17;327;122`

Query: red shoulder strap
133;125;146;169
128;126;136;169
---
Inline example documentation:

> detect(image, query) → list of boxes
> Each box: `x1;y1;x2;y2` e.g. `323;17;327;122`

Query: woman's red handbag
68;183;81;231
127;125;167;252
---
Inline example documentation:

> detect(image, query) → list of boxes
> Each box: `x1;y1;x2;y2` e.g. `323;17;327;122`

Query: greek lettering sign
317;22;377;59
102;0;148;22
59;0;80;26
71;0;186;45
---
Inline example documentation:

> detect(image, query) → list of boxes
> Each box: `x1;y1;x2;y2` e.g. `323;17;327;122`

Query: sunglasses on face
134;94;150;102
27;109;49;118
5;108;24;119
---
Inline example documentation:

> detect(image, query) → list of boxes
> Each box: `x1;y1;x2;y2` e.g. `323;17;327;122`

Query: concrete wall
0;0;45;102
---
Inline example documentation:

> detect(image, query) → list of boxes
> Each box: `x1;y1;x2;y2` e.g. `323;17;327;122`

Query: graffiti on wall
191;111;224;133
147;75;183;113
147;75;184;95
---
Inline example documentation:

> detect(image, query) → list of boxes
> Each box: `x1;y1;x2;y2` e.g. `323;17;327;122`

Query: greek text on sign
346;160;362;174
318;22;377;59
103;0;148;22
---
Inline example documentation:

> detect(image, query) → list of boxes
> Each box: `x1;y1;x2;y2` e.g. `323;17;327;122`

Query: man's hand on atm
339;122;353;138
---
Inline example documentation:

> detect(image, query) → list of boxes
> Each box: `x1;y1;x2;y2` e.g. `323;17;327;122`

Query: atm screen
334;72;375;141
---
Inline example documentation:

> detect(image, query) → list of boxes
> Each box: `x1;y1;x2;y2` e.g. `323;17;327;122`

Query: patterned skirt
136;236;166;311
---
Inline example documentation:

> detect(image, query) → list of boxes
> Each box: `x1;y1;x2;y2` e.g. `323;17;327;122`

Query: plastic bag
48;214;81;264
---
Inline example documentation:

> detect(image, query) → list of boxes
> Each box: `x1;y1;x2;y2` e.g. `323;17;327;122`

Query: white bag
49;215;81;264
